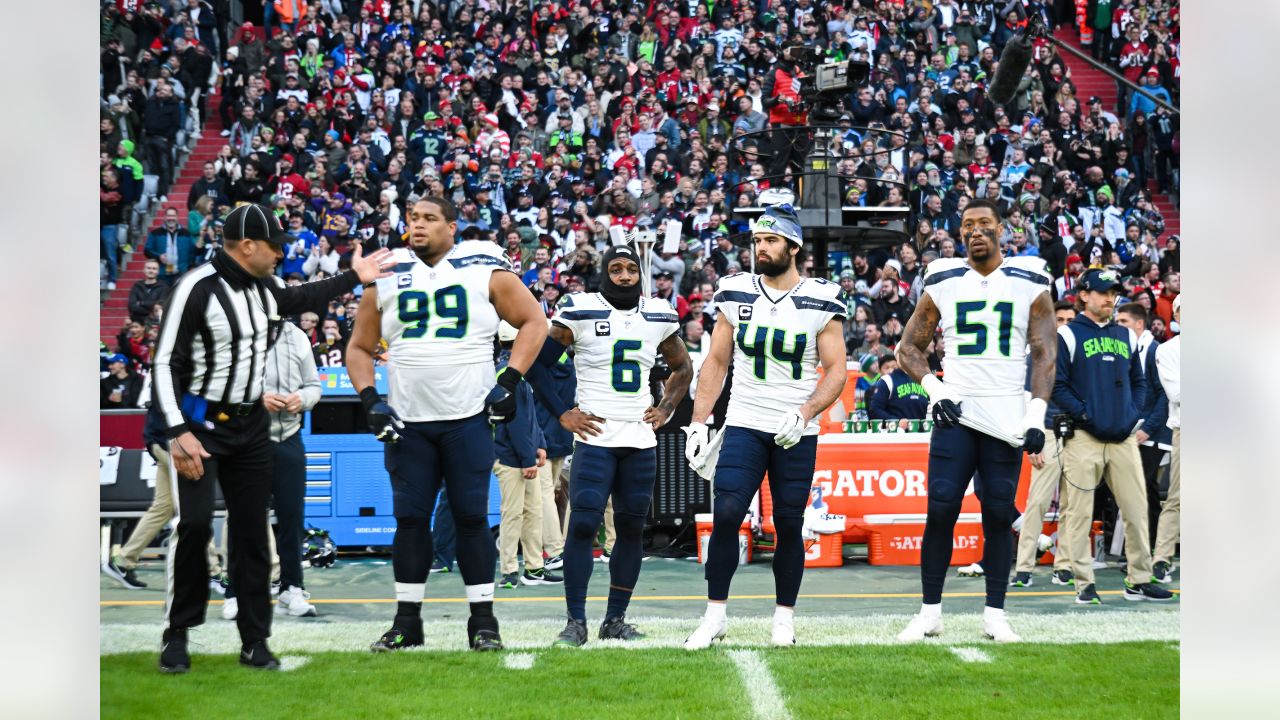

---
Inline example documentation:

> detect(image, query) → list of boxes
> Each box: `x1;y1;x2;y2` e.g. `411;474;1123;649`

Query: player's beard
965;227;998;262
757;250;793;278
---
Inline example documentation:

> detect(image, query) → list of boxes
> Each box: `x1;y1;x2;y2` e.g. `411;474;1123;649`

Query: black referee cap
223;204;293;245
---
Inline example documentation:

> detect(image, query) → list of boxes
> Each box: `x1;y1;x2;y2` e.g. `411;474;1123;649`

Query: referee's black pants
166;407;274;645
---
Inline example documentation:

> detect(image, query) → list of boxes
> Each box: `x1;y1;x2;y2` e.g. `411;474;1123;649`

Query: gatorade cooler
803;532;844;568
695;513;752;565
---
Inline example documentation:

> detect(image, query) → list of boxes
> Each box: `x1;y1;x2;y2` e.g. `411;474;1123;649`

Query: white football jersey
374;242;508;421
923;256;1052;437
553;293;680;448
713;273;846;434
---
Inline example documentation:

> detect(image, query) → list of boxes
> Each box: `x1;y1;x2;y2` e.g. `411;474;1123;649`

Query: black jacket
128;279;167;322
143;95;183;141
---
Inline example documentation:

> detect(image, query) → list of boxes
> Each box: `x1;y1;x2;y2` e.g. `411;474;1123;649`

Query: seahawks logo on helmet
302;527;337;569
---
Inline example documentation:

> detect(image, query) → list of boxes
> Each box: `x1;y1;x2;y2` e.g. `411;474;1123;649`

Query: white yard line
727;650;792;720
279;656;311;672
502;652;536;670
948;647;992;663
101;612;1180;655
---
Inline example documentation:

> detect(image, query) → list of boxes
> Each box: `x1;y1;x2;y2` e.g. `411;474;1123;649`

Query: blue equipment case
299;367;502;547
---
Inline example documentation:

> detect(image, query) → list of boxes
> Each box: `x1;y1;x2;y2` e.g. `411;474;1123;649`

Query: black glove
485;366;523;424
360;387;404;443
931;399;963;427
1021;427;1046;455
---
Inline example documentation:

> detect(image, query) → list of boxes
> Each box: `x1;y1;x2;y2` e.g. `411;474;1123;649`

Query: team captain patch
595;321;611;336
739;306;753;321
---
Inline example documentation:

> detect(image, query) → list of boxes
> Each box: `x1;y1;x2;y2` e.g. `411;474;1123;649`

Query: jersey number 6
398;286;469;339
611;340;643;393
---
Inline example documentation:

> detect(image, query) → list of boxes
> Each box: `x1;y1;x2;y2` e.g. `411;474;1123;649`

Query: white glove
683;422;710;467
773;410;807;449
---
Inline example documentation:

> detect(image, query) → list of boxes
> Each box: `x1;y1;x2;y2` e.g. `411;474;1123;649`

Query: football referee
153;204;392;673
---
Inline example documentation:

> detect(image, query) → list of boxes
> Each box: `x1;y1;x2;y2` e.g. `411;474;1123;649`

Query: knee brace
712;496;749;533
613;513;644;541
982;503;1018;534
927;498;964;525
568;510;604;541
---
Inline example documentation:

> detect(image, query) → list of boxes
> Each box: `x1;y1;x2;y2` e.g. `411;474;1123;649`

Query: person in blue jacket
529;339;578;571
1115;301;1170;548
493;322;561;590
1052;269;1172;605
866;353;928;427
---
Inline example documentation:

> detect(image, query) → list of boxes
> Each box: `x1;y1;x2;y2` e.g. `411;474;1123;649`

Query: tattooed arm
895;291;941;383
1026;292;1057;402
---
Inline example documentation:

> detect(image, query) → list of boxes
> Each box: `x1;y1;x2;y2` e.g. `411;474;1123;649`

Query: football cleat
554;616;588;647
957;563;985;577
982;614;1022;643
468;615;504;652
370;616;425;652
771;617;796;647
239;641;280;670
599;615;645;641
158;628;190;674
221;597;238;621
683;615;728;650
897;614;944;642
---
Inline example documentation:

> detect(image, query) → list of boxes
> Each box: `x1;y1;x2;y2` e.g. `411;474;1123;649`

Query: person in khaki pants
102;407;223;591
1152;296;1181;583
494;322;562;589
1012;301;1079;589
1052;269;1173;605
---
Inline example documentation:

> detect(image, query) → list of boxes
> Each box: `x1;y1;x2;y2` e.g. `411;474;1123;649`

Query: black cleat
239;641;280;670
599;615;646;641
158;628;190;674
1009;572;1033;588
370;616;425;653
468;616;503;652
1075;583;1103;605
554;616;588;647
1124;580;1174;602
102;558;147;589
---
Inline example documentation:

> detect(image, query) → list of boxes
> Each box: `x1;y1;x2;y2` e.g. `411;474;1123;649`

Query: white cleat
683;616;728;650
983;615;1022;643
276;586;318;617
771;618;796;647
957;563;985;577
222;596;238;621
897;614;943;642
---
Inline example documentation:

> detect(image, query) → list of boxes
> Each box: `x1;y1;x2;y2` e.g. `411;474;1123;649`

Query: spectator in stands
187;162;229;210
144;207;196;284
128;259;166;323
142;81;183;203
101;167;126;291
100;354;145;409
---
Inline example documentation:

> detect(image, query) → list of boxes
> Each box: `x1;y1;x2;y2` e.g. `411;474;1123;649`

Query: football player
526;245;693;646
682;205;848;649
346;197;548;652
894;198;1057;643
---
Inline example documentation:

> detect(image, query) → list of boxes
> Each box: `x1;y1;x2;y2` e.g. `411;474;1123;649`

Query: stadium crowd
101;0;1180;395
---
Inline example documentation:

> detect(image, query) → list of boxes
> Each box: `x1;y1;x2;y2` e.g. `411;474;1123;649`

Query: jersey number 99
736;325;807;380
398;286;469;339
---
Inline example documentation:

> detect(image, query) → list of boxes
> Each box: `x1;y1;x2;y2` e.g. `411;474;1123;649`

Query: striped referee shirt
152;250;359;438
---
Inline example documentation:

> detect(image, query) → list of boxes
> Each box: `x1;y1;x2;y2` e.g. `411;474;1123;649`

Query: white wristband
920;374;946;399
1023;398;1048;432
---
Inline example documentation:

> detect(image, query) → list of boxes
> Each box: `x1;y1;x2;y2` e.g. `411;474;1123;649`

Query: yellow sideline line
100;589;1178;607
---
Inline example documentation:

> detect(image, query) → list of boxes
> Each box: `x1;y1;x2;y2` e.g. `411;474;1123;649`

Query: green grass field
101;641;1178;719
100;612;1179;719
